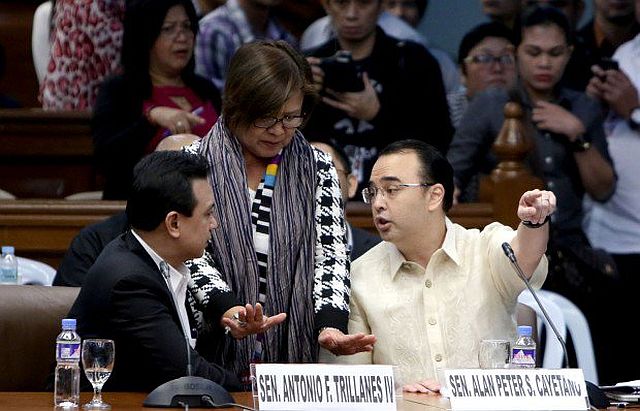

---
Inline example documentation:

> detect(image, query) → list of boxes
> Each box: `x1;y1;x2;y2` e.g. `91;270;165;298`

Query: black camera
319;50;365;93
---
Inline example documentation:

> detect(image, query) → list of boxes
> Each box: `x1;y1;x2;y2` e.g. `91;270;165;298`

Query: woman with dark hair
93;0;221;200
186;40;375;386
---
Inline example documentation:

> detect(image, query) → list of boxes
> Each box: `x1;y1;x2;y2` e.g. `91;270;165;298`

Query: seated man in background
67;151;285;391
335;140;552;392
305;0;453;192
310;140;381;260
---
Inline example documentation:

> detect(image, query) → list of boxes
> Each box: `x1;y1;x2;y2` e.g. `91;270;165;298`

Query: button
435;354;443;362
544;132;551;139
544;156;553;164
402;262;411;270
424;279;432;288
428;318;437;325
547;181;555;189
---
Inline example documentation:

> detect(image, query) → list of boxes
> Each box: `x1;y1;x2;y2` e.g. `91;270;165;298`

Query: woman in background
93;0;220;200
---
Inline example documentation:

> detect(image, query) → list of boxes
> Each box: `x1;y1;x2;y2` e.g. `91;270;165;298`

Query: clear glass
81;339;115;410
478;339;511;369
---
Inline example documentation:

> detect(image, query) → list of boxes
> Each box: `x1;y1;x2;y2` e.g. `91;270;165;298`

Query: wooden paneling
0;108;99;198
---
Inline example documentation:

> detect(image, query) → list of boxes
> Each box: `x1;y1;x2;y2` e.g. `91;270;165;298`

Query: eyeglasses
464;54;515;66
361;183;434;204
253;115;305;129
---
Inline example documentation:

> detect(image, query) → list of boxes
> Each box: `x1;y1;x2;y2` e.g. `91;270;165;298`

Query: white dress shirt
333;219;547;386
131;230;196;348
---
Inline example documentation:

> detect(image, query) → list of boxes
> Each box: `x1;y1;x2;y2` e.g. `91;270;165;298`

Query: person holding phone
304;0;453;193
583;24;640;384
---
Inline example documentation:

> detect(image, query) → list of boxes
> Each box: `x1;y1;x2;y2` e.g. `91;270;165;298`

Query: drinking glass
478;339;510;369
82;339;115;409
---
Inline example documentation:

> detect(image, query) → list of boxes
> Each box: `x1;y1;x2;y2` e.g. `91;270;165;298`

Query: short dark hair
223;40;317;131
311;140;352;174
520;6;574;45
122;0;200;98
379;139;454;212
458;22;517;66
416;0;428;19
126;151;209;231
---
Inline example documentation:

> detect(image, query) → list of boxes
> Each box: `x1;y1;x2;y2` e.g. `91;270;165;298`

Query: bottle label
57;343;81;361
1;267;17;282
511;348;536;367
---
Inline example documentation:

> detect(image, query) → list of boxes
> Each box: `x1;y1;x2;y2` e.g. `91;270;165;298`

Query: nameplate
252;363;397;410
444;368;589;410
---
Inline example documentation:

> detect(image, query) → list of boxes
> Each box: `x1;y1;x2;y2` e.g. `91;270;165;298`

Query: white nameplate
444;368;589;410
252;363;397;410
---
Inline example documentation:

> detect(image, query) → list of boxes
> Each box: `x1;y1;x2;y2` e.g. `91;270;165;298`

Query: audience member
335;140;551;391
300;6;460;94
305;0;453;192
40;0;125;110
93;0;221;200
195;0;297;91
186;40;375;385
448;8;617;380
522;0;584;29
583;11;640;384
448;22;518;128
310;141;382;260
564;0;639;90
481;0;522;29
67;151;286;391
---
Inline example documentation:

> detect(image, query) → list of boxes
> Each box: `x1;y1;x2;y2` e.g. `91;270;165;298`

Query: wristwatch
628;107;640;130
570;135;591;152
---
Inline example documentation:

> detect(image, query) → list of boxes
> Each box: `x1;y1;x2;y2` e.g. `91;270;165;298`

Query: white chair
32;1;53;85
544;291;599;384
65;191;103;200
517;289;567;369
17;257;56;286
0;188;16;199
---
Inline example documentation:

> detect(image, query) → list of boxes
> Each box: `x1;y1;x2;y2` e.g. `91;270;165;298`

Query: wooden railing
0;109;100;198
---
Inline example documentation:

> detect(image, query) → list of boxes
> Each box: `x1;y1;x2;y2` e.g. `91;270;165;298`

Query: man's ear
427;184;445;212
347;174;358;199
165;212;181;239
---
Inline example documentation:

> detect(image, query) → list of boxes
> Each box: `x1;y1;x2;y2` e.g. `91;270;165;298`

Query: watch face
632;108;640;124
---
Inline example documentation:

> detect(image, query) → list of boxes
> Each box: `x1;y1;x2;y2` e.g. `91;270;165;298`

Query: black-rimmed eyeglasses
464;54;515;66
361;183;434;204
253;115;305;129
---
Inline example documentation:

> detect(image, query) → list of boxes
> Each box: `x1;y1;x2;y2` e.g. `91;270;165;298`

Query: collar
131;229;189;278
388;218;461;281
514;81;571;110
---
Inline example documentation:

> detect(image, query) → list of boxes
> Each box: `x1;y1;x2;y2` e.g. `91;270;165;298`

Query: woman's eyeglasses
254;115;305;129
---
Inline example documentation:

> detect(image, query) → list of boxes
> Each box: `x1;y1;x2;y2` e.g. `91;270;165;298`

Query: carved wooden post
478;102;543;228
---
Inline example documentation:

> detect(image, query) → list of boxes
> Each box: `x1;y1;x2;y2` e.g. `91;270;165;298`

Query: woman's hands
532;100;585;141
220;303;287;340
147;106;205;134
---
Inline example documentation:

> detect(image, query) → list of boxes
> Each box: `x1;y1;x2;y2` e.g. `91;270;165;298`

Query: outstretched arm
510;189;556;279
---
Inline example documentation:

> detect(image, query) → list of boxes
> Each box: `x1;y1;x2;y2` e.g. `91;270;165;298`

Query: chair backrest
517;289;567;369
17;256;56;286
543;290;599;384
0;285;80;391
32;1;53;85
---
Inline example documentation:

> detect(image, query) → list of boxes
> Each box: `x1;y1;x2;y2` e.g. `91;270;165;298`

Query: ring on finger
233;312;247;328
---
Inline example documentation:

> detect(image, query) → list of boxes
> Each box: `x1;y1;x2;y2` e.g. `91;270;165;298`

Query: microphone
501;242;569;367
144;263;234;408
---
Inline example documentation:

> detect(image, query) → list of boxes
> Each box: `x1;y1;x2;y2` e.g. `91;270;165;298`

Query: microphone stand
501;242;569;368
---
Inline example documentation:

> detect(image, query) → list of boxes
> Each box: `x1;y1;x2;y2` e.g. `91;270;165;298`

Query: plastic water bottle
54;318;81;408
0;246;19;284
510;325;536;368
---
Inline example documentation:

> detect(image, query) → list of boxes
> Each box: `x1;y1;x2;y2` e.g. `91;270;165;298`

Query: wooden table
0;391;622;410
0;391;451;410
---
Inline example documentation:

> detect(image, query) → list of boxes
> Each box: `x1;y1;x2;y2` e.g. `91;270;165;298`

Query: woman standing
93;0;220;200
188;41;375;384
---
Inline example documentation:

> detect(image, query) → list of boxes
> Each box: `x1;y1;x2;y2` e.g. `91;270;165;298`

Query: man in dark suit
311;141;381;260
67;151;284;391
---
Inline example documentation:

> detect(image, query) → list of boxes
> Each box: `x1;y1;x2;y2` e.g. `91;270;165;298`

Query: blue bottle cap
1;246;15;255
517;325;532;336
61;318;77;330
